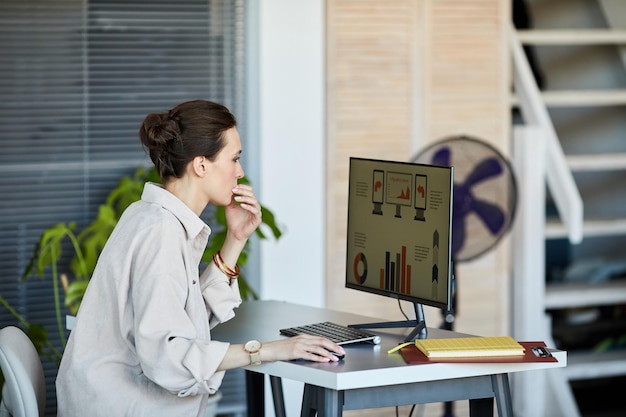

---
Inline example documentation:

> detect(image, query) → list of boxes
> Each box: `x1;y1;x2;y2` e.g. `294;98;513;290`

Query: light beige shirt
56;182;242;417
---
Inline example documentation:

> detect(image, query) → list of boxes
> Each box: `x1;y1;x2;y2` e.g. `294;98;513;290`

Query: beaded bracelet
212;251;240;279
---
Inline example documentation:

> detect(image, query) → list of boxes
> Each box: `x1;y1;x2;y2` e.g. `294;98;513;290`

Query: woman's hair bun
139;111;182;150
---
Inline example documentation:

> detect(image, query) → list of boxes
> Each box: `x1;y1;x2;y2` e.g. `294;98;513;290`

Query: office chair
0;326;45;417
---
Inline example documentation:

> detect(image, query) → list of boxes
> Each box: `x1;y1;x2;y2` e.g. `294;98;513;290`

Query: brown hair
139;100;237;180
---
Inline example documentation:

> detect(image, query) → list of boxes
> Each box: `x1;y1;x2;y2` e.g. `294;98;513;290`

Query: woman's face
205;127;245;206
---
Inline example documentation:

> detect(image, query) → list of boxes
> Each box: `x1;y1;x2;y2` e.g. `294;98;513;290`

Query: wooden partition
325;0;512;344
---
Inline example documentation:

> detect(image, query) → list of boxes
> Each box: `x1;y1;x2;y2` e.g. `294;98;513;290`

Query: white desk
213;300;566;417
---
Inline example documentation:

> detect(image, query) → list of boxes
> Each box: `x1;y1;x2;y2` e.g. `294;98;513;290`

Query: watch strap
249;351;262;366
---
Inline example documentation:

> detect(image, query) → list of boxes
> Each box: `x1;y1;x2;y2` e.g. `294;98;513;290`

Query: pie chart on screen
353;252;368;284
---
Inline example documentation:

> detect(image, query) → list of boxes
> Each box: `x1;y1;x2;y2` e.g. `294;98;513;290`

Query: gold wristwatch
244;340;262;365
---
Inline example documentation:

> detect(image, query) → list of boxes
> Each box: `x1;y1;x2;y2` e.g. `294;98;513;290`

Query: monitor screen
345;157;454;312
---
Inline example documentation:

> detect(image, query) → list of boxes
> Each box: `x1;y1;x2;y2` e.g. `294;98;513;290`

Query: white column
256;1;325;416
511;125;548;417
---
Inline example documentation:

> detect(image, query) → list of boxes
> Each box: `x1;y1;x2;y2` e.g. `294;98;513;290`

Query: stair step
511;89;626;107
545;218;626;239
542;89;626;106
567;153;626;171
563;349;626;380
546;280;626;309
517;29;626;45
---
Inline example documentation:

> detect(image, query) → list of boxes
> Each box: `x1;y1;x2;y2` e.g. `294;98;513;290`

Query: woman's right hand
262;334;345;363
219;334;346;371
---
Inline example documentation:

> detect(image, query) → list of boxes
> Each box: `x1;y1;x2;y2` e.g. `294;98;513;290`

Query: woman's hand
225;184;262;242
218;334;345;371
262;335;345;363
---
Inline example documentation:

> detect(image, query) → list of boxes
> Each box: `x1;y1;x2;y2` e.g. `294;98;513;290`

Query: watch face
245;340;262;353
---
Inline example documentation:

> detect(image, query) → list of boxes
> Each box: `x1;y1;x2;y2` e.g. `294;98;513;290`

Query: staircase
511;0;626;416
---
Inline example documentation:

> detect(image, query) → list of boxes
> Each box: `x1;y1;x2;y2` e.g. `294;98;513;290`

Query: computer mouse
332;351;345;360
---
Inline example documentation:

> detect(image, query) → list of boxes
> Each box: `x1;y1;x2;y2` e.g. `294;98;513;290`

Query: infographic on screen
346;158;453;308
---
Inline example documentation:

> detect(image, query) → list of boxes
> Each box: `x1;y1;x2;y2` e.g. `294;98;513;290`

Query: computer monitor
345;157;454;341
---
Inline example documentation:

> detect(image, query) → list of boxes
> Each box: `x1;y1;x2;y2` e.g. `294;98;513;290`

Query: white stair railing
509;24;583;245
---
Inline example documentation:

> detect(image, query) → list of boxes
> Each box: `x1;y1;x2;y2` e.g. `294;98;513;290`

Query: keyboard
280;321;381;345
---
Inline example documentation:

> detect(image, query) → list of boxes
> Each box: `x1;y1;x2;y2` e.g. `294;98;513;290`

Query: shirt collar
141;182;210;240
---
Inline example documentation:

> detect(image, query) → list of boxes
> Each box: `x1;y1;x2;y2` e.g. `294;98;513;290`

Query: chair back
0;326;45;417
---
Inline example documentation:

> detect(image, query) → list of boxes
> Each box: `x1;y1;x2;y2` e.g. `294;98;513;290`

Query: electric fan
412;135;518;417
413;135;518;263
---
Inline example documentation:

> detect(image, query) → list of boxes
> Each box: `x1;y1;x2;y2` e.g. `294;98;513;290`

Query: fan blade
463;157;503;187
431;146;451;166
451;216;466;259
471;199;506;235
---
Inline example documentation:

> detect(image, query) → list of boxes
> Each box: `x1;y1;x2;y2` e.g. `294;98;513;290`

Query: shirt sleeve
200;262;242;328
129;219;229;396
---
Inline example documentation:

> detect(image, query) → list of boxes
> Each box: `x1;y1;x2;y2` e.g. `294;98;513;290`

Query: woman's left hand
225;184;262;241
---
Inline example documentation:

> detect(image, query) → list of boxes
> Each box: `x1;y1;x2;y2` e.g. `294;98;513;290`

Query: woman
56;100;344;417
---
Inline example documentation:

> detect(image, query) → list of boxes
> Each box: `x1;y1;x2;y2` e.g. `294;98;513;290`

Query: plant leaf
74;205;117;278
237;271;258;300
26;324;49;355
106;167;150;218
259;206;283;240
65;280;90;315
22;223;75;281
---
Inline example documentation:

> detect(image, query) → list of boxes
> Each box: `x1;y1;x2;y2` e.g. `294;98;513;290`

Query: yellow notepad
414;336;525;358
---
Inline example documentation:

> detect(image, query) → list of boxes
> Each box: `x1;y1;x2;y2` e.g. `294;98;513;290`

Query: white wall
255;0;325;415
258;0;325;307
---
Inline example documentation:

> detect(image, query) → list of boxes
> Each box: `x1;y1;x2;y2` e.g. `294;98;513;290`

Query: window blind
0;1;247;415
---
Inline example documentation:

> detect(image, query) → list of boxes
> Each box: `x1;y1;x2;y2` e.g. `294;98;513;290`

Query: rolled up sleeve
200;263;242;327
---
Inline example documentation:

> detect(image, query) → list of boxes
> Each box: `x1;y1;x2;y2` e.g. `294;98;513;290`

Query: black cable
395;403;417;417
397;298;410;321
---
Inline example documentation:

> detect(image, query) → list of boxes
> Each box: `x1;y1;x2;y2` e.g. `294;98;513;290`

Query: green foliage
1;166;283;367
0;297;62;366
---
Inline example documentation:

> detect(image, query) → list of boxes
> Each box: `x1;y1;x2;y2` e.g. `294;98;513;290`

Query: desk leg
270;376;286;417
468;374;513;417
492;374;513;417
319;388;343;417
469;397;494;417
300;384;317;417
246;370;265;417
300;385;343;417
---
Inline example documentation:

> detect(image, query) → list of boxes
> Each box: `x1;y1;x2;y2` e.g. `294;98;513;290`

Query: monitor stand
349;302;428;342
